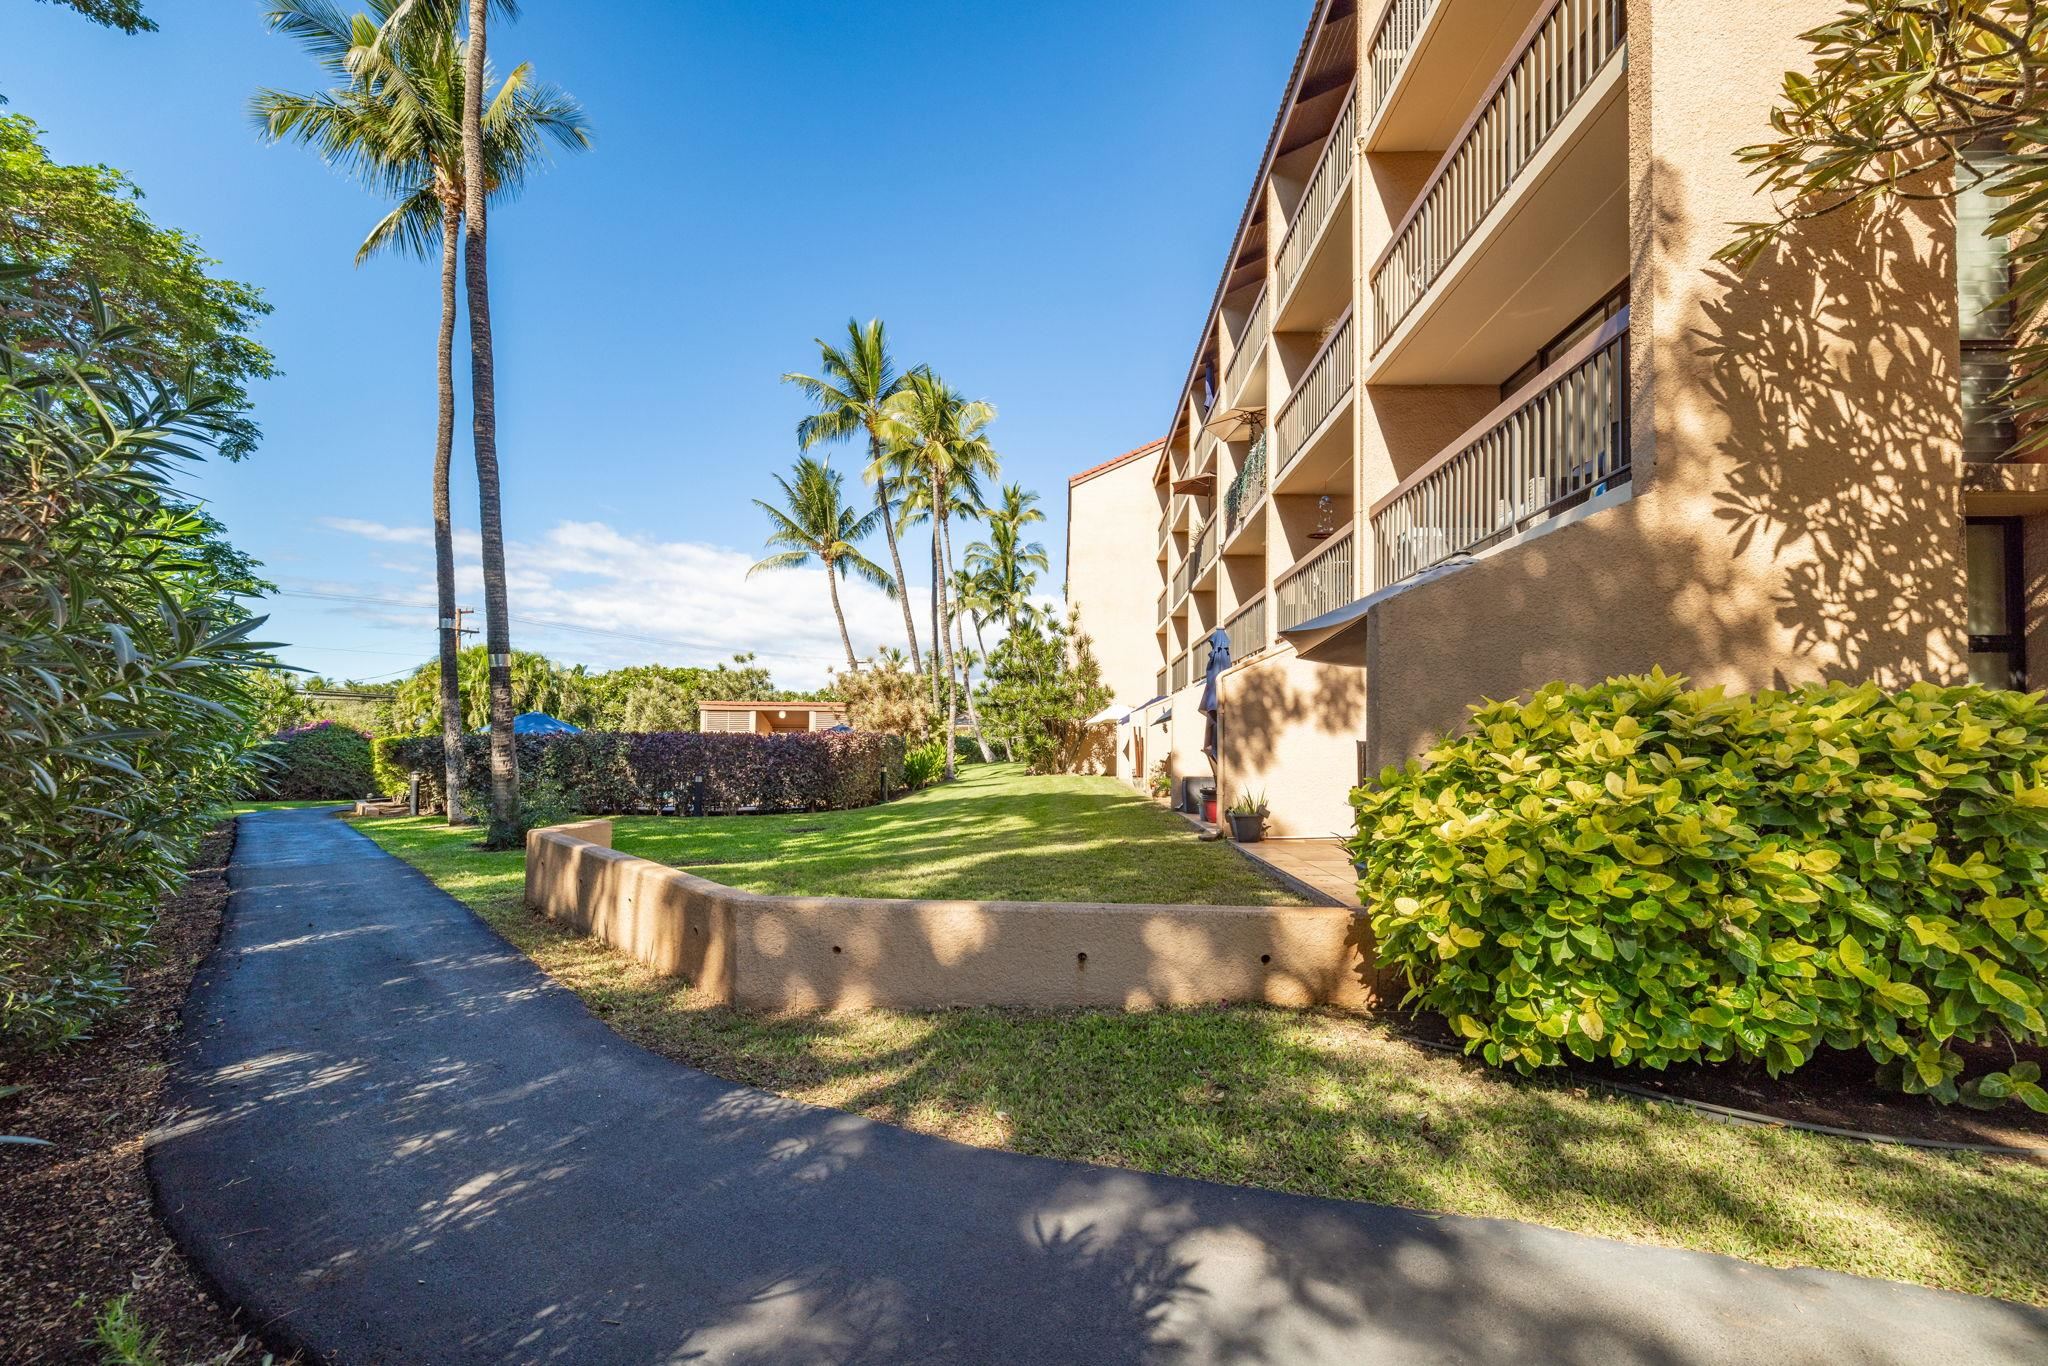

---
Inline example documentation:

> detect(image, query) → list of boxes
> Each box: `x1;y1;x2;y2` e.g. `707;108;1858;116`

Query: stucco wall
1364;0;1969;768
1068;451;1167;708
525;820;1375;1011
1219;645;1364;839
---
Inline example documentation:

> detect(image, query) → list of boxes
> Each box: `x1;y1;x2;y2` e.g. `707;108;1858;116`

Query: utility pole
453;605;480;643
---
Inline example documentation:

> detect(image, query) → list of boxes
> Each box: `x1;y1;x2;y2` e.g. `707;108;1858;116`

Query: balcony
1367;0;1627;382
1274;82;1358;310
1171;649;1190;693
1223;432;1269;541
1366;0;1548;151
1366;0;1436;122
1225;593;1270;662
1370;310;1628;587
1275;527;1354;631
1182;517;1218;598
1275;310;1354;480
1156;585;1168;625
1223;282;1270;406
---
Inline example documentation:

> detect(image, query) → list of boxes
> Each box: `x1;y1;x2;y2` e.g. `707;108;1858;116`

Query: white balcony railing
1224;594;1269;661
1224;282;1270;400
1276;527;1354;630
1370;0;1627;353
1276;310;1354;475
1367;0;1438;120
1275;82;1359;303
1182;517;1218;597
1171;650;1189;693
1371;311;1629;587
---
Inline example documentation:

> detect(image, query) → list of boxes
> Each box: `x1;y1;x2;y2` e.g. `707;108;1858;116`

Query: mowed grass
353;780;2048;1307
224;799;348;815
608;763;1309;905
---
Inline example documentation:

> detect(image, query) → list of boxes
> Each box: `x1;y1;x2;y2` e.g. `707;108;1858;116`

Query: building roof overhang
1280;556;1474;664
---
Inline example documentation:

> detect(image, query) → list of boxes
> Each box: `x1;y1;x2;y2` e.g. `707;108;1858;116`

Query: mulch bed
0;824;275;1365
1395;1010;2048;1151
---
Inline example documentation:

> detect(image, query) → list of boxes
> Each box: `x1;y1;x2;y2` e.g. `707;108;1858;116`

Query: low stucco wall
524;820;1374;1012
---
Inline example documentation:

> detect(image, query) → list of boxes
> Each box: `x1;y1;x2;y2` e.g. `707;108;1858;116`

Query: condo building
1068;0;2044;841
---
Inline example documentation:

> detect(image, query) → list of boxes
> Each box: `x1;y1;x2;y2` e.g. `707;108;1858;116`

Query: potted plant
1227;790;1268;842
1148;762;1171;801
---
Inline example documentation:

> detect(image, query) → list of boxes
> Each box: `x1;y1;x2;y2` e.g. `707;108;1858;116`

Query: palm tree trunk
463;0;518;846
870;429;919;665
927;524;942;712
826;562;857;671
953;592;992;762
931;473;957;782
433;196;468;824
969;612;1014;761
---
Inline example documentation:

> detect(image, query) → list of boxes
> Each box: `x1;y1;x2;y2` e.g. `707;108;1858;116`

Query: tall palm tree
782;320;921;667
965;482;1050;631
254;0;587;827
749;457;897;670
883;370;997;780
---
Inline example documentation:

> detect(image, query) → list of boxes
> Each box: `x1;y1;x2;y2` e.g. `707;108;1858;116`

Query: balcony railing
1156;586;1168;623
1224;594;1269;660
1171;650;1190;693
1224;283;1270;399
1276;527;1354;631
1275;82;1359;303
1367;0;1438;120
1370;0;1627;353
1276;310;1354;474
1187;517;1218;594
1371;311;1629;587
1224;431;1268;539
1156;667;1167;697
1194;634;1212;679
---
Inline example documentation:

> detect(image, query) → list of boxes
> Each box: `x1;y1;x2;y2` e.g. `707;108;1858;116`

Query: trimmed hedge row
1351;672;2048;1108
373;729;906;815
251;722;376;800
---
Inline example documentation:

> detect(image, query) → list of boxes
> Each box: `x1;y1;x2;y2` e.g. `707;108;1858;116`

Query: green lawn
353;773;2048;1307
608;763;1309;905
223;799;348;816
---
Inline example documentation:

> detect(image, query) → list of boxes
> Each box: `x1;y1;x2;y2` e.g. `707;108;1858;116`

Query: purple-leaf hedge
372;730;906;815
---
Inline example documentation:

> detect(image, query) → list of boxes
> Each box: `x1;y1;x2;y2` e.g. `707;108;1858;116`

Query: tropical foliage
750;456;895;670
0;278;271;1045
1352;670;2048;1109
252;721;377;800
0;115;274;459
1720;0;2048;452
384;646;801;735
835;651;939;743
981;609;1113;775
376;729;906;815
36;0;153;34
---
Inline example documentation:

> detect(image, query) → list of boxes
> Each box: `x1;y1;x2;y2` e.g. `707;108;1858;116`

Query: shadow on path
148;809;2048;1364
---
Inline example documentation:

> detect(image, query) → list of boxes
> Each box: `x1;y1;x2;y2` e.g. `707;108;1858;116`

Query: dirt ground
0;824;276;1365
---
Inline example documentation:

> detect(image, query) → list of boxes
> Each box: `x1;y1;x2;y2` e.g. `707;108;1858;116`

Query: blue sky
9;0;1304;688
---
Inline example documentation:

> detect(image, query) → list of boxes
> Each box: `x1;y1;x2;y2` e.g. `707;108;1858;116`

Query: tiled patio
1239;838;1361;908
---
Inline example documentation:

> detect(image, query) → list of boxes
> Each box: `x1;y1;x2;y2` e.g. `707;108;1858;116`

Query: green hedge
1350;671;2048;1109
373;729;906;816
251;722;375;800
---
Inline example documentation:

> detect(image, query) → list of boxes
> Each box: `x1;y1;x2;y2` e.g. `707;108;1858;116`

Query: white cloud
318;516;433;546
319;517;933;689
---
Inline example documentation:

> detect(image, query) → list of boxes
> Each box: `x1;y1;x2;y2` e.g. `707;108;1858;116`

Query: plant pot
1228;812;1266;843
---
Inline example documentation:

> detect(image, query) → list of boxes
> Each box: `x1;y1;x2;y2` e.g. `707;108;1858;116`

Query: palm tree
782;320;921;667
749;457;896;670
965;482;1050;631
254;0;587;828
883;370;997;780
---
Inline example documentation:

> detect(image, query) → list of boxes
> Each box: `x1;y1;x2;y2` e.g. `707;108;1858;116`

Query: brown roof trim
698;700;846;710
1068;438;1167;487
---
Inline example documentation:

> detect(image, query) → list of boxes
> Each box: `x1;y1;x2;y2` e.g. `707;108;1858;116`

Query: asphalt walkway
149;807;2048;1364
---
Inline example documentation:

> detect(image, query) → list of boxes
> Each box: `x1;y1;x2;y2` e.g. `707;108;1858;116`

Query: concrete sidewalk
149;807;2048;1364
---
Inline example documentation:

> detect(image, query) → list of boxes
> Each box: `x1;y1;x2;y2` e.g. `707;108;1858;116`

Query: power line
269;586;844;665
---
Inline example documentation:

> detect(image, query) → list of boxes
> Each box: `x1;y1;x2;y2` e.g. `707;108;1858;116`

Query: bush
250;721;373;800
903;740;946;791
981;608;1112;774
1351;671;2048;1109
377;729;907;817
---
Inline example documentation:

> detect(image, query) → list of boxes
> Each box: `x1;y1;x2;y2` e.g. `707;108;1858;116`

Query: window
1966;517;2026;689
1959;150;2017;463
1500;280;1630;400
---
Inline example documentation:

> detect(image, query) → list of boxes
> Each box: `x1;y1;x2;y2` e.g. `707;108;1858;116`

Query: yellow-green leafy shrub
1350;670;2048;1108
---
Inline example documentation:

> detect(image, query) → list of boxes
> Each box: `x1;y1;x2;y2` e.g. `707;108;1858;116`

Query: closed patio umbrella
1199;627;1230;760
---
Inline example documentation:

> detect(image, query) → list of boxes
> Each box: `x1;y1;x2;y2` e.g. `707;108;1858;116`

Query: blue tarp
473;712;583;736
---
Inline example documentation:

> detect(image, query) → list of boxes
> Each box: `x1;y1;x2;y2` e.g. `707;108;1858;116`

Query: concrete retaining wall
524;820;1375;1011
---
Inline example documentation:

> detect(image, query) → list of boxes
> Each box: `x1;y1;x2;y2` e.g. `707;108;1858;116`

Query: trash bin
1182;777;1205;814
1200;785;1217;824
